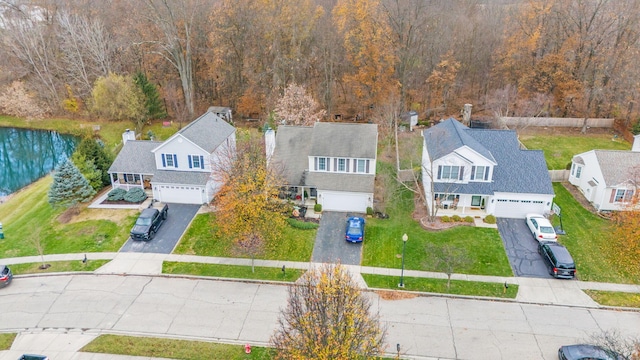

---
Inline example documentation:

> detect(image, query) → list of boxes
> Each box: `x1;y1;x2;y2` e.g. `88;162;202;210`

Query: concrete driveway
497;218;552;278
311;211;363;265
120;203;201;254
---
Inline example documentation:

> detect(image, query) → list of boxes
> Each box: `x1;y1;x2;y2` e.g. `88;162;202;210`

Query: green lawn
0;176;137;258
362;188;512;277
174;213;316;261
519;133;630;169
551;183;637;284
9;260;108;274
163;262;305;282
584;290;640;308
0;333;16;351
363;274;518;298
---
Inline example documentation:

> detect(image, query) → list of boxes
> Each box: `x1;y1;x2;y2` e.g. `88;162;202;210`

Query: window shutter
333;158;337;172
353;159;357;172
188;155;192;168
459;166;464;180
609;189;616;203
161;154;166;167
314;157;318;171
437;166;442;179
471;166;476;180
346;159;350;172
484;167;489;180
200;156;204;169
173;154;178;167
366;160;370;173
624;190;634;202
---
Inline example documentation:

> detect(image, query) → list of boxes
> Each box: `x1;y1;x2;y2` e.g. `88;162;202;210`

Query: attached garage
156;185;204;204
319;191;370;213
493;198;548;219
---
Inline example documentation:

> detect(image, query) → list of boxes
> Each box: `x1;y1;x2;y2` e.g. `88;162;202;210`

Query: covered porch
110;172;153;191
278;185;317;206
434;192;491;217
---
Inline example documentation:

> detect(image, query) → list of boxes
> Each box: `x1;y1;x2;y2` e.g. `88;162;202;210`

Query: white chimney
633;134;640;152
462;104;472;126
122;129;136;144
265;128;276;164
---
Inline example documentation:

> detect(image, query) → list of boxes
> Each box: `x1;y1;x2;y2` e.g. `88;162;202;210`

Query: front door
471;196;482;207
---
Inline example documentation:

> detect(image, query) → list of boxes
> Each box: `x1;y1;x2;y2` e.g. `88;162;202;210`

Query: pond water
0;127;78;197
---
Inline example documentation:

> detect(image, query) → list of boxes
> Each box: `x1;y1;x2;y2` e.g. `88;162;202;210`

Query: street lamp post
398;233;408;288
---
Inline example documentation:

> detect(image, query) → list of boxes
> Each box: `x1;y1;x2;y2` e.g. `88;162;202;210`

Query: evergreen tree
73;137;113;188
133;71;167;120
48;160;96;208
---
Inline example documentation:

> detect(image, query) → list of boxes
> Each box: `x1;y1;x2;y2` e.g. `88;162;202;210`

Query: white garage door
158;185;203;204
494;199;546;219
321;192;369;213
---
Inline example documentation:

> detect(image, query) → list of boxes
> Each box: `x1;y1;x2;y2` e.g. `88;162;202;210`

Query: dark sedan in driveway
0;265;12;288
539;241;577;279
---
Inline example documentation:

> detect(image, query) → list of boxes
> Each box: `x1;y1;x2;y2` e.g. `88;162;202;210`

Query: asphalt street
497;218;552;278
1;274;639;360
311;211;363;265
119;204;200;254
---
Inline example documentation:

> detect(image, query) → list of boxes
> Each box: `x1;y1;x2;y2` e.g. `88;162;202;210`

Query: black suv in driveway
538;241;577;279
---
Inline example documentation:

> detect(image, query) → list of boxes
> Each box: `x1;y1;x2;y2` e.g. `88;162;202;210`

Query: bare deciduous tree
274;83;326;125
423;242;471;289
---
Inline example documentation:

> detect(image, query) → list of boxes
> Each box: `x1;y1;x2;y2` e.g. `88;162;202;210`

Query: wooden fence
548;170;570;182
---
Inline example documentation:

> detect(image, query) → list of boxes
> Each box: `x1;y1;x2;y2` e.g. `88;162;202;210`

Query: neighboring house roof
271;126;314;186
423;118;495;163
309;122;377;158
152;170;211;186
424;118;554;195
108;141;162;174
593;150;640;186
156;110;235;153
305;172;375;193
270;122;377;193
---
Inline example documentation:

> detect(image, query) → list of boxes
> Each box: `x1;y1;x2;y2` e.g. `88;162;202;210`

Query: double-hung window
338;158;346;172
162;153;178;168
356;159;366;173
439;165;460;180
318;157;328;171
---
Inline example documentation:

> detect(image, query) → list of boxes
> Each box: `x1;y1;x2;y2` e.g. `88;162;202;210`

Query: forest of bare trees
1;0;640;127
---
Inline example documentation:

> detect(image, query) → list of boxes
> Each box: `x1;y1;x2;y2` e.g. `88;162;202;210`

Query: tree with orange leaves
610;165;640;278
211;131;288;260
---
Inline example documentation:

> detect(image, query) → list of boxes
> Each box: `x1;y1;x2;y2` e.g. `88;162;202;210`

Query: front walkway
4;252;640;309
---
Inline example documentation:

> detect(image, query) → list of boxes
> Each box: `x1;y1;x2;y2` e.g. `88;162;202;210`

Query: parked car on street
558;344;623;360
526;213;557;241
345;216;365;243
0;265;12;288
19;355;49;360
538;241;576;279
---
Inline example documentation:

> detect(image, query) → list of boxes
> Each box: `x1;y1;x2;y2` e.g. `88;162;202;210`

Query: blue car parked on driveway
345;216;365;243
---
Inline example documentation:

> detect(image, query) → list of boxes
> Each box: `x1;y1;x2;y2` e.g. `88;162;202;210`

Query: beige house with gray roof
569;134;640;211
266;122;377;213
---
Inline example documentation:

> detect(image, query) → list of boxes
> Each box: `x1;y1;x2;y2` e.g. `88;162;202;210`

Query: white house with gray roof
108;108;236;204
267;122;377;213
568;134;640;211
422;118;555;219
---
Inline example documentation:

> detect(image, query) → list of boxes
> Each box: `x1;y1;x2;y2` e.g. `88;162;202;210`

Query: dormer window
162;153;178;168
438;165;462;180
471;166;490;181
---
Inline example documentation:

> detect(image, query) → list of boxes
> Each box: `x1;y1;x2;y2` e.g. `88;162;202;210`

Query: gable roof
423;118;495;162
424;118;554;195
593;150;640;186
270;126;314;186
309;122;377;158
108;140;162;174
154;110;235;153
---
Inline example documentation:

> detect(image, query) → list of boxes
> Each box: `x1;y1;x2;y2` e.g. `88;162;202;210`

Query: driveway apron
497;218;552;278
119;204;201;254
311;211;363;265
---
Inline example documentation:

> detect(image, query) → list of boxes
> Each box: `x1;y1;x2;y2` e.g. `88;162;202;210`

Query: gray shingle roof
270;126;315;186
424;119;554;196
594;150;640;186
305;172;375;193
309;122;378;158
152;170;211;186
172;110;235;152
108;141;162;174
423;119;495;162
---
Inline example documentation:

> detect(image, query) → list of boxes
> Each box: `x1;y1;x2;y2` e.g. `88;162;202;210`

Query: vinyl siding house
421;118;554;219
108;108;236;204
266;122;377;213
568;134;640;211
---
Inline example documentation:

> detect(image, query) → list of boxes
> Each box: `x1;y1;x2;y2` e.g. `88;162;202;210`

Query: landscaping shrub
441;215;451;222
286;218;319;230
451;215;462;222
124;188;148;203
107;188;127;201
314;203;322;212
464;216;474;223
366;207;373;216
483;215;496;224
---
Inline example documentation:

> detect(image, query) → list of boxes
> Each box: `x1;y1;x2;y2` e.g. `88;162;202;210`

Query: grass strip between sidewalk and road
162;262;306;282
0;333;17;350
362;274;519;299
584;290;640;308
9;260;109;274
81;334;272;360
